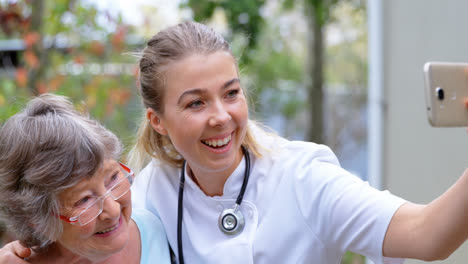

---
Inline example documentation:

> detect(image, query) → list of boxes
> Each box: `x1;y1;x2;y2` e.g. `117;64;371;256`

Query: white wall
369;0;468;263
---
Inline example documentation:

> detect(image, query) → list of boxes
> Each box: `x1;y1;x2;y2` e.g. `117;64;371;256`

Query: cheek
172;116;204;140
79;225;97;236
120;193;132;221
233;101;248;124
120;191;132;206
60;223;96;246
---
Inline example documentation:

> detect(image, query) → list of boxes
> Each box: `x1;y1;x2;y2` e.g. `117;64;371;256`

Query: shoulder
277;140;358;190
132;208;170;264
280;140;340;166
132;159;179;206
132;208;166;241
137;159;179;182
132;207;163;226
249;123;342;184
250;122;339;165
259;136;340;171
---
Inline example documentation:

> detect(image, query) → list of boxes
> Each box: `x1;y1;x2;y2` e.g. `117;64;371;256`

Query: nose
208;101;231;127
98;196;121;221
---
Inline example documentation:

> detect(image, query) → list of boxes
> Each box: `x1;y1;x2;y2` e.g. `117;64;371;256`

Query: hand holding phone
423;62;468;127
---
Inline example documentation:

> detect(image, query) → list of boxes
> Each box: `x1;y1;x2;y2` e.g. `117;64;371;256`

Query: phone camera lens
435;87;444;100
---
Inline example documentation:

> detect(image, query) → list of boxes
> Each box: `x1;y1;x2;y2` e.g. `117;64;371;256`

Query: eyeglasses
59;163;134;226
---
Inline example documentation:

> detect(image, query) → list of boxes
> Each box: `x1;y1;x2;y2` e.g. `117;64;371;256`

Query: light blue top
132;208;171;264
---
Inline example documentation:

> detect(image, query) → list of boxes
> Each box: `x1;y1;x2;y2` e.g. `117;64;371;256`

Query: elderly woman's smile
95;217;121;235
57;159;133;260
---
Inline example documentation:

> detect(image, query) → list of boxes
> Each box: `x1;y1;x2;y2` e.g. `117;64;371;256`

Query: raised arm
383;168;468;261
0;241;31;264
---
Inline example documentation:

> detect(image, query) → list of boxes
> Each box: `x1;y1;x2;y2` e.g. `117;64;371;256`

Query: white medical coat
131;127;406;264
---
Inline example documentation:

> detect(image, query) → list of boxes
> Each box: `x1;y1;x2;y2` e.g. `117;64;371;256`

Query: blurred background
0;0;467;263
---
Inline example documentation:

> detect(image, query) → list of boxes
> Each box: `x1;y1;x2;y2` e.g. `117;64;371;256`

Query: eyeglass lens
71;166;133;226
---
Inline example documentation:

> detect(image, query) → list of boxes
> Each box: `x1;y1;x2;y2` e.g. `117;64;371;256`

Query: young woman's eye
187;100;203;109
226;89;240;98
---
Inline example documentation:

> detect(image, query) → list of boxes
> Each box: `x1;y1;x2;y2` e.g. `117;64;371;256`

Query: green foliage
241;24;306;119
326;0;367;88
183;0;367;138
183;0;306;124
182;0;265;64
0;0;143;151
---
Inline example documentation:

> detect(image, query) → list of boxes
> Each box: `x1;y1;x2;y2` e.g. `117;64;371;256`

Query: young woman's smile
147;51;248;192
201;132;233;153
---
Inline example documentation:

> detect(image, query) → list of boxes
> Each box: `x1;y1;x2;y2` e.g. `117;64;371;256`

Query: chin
98;231;130;258
101;217;131;254
112;236;129;253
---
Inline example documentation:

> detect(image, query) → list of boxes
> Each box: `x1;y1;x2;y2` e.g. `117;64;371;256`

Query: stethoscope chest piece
218;204;244;235
177;146;251;264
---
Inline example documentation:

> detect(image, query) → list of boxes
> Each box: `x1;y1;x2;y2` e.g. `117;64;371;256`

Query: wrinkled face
57;159;132;261
148;51;248;176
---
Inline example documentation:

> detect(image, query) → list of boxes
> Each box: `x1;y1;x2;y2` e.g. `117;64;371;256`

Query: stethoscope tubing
177;146;251;264
177;160;186;264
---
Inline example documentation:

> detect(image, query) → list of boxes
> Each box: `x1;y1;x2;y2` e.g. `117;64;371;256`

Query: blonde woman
129;21;468;264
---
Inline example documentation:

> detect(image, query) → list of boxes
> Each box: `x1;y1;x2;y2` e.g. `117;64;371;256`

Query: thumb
11;241;31;259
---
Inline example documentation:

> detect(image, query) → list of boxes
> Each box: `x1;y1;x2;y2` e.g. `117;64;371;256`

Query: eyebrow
177;78;240;105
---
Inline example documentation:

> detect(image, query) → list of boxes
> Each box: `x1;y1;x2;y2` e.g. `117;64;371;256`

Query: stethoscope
177;146;251;264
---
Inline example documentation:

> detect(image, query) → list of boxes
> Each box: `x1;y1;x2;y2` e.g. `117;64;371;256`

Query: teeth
203;134;231;148
96;224;118;234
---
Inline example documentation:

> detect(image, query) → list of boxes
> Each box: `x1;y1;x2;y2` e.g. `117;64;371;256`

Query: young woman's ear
147;108;168;135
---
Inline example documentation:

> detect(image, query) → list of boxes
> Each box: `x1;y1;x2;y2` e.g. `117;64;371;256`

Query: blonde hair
129;21;263;172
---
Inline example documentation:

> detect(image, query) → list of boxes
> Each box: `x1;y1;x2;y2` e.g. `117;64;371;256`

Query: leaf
115;89;131;105
89;41;105;56
111;27;126;51
282;0;296;10
49;76;64;91
73;55;85;64
23;32;40;47
86;94;97;108
24;50;39;68
2;80;15;96
15;68;28;87
36;81;48;94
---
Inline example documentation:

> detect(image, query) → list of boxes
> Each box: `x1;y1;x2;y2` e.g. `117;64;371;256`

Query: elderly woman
0;94;170;263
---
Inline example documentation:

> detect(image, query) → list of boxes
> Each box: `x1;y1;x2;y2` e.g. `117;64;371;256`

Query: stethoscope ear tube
177;160;186;264
177;146;251;264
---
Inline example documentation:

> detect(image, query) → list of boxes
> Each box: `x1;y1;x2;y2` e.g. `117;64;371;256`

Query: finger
10;241;31;259
0;241;31;264
0;254;30;264
463;98;468;108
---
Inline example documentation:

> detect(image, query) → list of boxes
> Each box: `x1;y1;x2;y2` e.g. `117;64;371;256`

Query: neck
35;244;94;264
187;167;229;196
51;244;106;264
187;148;244;197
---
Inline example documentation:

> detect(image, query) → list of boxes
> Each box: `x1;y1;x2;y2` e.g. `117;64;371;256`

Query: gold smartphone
423;62;468;127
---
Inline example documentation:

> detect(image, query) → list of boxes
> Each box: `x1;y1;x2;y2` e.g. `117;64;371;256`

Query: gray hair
0;93;122;251
129;21;262;172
